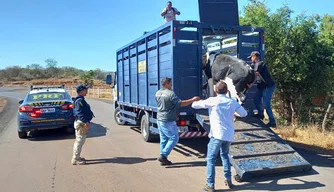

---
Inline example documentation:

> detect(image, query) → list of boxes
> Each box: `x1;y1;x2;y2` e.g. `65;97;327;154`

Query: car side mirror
19;100;24;104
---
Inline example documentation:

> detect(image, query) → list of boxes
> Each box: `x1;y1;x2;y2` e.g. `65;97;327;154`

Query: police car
17;85;75;138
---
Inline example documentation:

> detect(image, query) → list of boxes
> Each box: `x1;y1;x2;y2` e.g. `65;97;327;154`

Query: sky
0;0;332;72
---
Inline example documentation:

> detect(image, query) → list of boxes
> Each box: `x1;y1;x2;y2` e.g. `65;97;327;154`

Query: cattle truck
106;0;312;182
106;20;265;142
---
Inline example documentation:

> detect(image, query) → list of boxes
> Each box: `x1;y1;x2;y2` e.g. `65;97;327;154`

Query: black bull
202;52;255;103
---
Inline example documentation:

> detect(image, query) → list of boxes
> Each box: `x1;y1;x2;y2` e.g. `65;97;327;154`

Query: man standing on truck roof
161;1;180;23
155;77;200;166
192;80;247;191
71;84;95;165
247;51;277;128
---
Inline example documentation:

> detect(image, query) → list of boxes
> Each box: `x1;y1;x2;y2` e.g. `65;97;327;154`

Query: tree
80;70;95;87
240;0;334;125
45;58;59;78
93;68;107;80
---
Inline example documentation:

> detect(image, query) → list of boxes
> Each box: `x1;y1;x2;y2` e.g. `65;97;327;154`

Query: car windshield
27;92;68;102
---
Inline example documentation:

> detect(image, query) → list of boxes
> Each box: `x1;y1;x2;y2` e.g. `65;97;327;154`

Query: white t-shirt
162;7;179;22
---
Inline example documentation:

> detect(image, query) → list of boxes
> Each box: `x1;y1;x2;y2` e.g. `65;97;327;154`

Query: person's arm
74;98;89;123
170;92;199;107
191;98;213;109
234;102;248;117
181;96;199;107
174;7;180;15
161;8;167;16
248;62;261;87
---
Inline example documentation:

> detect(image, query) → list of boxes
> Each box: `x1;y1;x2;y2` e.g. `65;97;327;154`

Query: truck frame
106;19;312;182
108;20;265;142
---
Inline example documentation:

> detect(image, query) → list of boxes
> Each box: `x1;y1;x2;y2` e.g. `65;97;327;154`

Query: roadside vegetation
0;58;115;88
0;97;7;113
0;0;333;150
240;0;334;151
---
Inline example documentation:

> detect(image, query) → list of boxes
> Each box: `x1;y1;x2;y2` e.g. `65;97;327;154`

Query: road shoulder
0;97;7;113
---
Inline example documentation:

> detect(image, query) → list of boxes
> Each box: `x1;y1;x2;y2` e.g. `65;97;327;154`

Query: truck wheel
141;114;155;142
114;107;126;125
18;131;27;139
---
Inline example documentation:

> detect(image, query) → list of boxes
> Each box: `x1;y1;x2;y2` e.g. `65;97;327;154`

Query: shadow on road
231;176;325;191
85;157;157;165
288;141;334;169
87;122;108;138
130;126;142;134
27;122;108;141
165;161;206;169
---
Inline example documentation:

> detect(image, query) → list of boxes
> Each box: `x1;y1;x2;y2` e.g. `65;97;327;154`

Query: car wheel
18;131;27;139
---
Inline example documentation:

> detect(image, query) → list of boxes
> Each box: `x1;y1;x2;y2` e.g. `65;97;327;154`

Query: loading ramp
196;111;312;182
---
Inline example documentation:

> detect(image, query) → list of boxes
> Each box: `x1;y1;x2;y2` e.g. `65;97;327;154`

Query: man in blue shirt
192;81;247;191
71;84;94;165
248;51;277;127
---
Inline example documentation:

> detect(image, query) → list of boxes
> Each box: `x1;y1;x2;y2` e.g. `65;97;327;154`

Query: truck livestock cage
106;19;311;181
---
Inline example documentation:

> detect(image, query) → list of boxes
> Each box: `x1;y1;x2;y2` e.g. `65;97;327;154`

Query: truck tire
18;131;27;139
114;107;126;125
141;114;155;142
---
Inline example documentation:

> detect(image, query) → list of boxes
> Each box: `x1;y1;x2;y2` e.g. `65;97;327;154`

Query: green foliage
80;70;96;86
240;0;334;125
0;59;108;85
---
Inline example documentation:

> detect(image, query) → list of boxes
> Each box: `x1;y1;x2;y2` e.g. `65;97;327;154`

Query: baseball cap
76;84;89;93
247;51;260;59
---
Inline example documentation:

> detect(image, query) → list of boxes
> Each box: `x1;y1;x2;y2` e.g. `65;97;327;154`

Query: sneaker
266;122;277;128
202;184;215;192
224;180;234;189
157;155;172;166
71;159;86;165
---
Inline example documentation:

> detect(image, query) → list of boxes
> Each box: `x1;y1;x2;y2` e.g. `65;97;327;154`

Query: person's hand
84;122;90;130
192;96;200;102
247;84;252;88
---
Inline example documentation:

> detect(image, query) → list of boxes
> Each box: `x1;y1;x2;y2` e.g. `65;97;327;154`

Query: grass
272;125;334;153
261;108;334;153
0;97;7;113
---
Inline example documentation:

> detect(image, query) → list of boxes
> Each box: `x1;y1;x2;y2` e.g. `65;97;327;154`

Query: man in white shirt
161;1;180;23
192;80;247;191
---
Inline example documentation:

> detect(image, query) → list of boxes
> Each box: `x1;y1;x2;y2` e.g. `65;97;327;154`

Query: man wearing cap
248;51;277;127
155;77;200;166
71;84;95;165
192;80;247;191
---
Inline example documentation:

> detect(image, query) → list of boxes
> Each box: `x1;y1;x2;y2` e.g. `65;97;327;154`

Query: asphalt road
0;87;333;192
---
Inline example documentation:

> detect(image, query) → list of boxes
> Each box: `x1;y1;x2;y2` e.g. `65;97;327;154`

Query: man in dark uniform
248;51;277;127
71;84;94;165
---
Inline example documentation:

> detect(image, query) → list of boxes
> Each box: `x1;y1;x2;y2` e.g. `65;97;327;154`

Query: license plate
40;108;55;113
178;126;189;132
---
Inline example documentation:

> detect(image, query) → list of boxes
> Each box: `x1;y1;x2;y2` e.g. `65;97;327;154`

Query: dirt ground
0;97;7;113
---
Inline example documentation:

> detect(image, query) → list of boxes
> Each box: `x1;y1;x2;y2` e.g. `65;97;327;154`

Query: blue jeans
157;120;179;158
254;85;276;124
206;137;232;188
